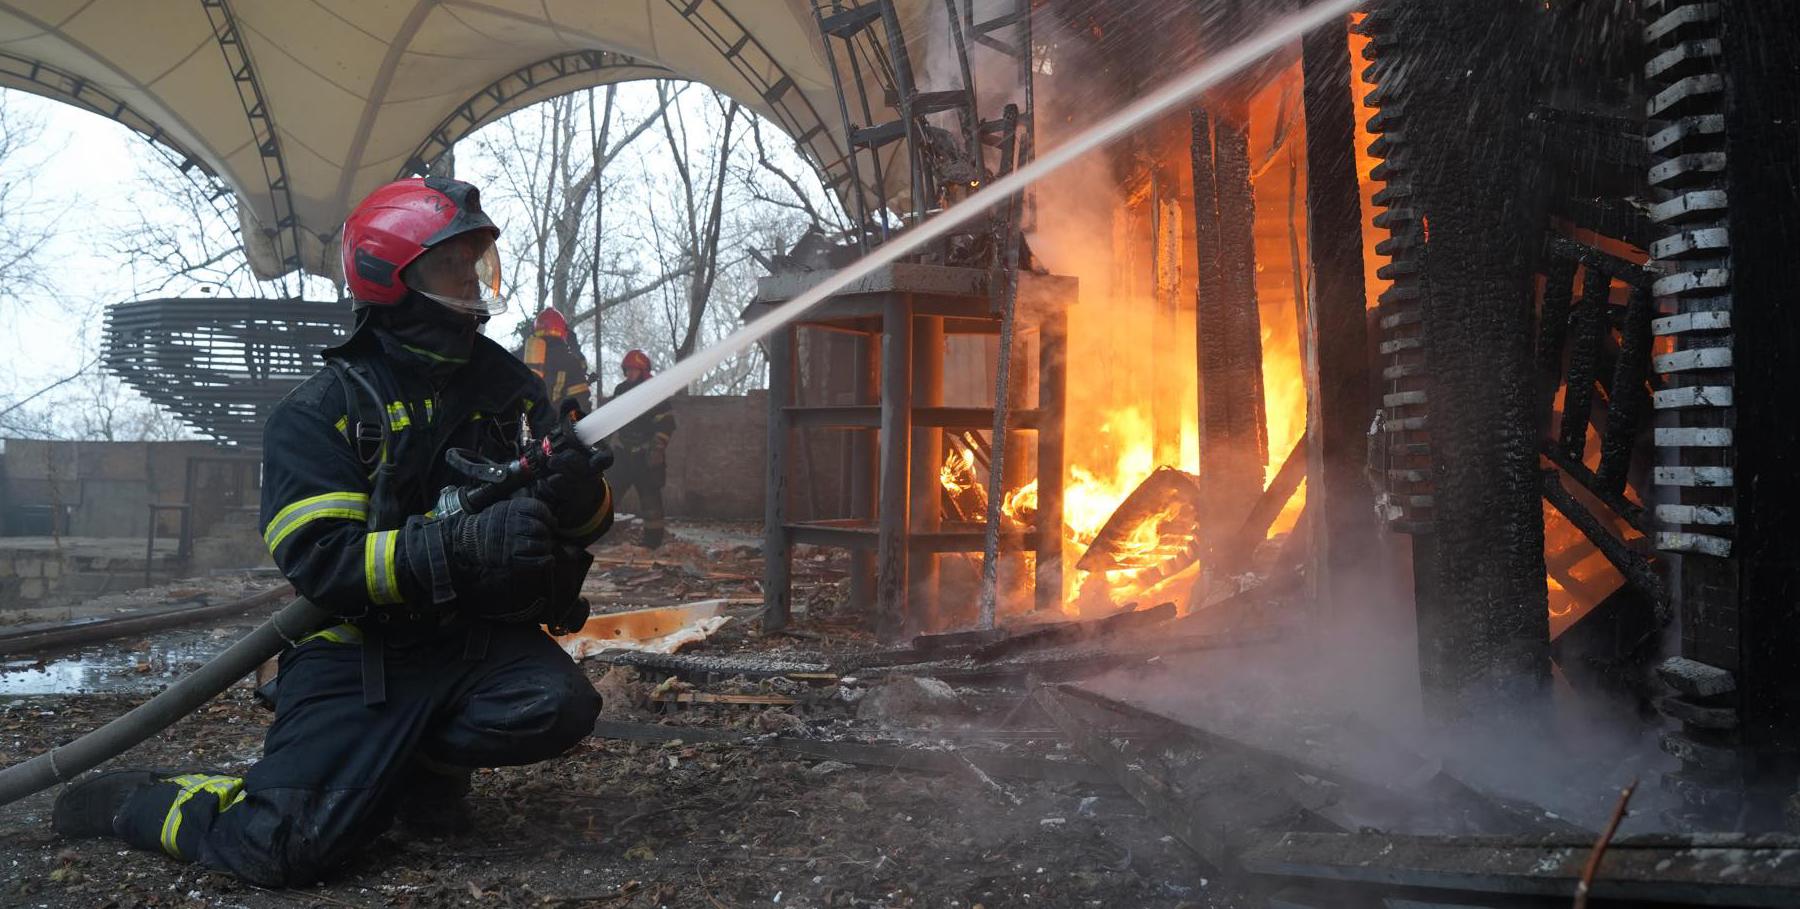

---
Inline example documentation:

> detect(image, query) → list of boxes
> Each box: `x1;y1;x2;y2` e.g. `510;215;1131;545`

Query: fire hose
0;421;599;808
0;0;1359;810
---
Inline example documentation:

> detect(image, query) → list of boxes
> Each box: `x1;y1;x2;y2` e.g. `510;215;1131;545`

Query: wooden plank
762;324;794;631
1238;830;1800;907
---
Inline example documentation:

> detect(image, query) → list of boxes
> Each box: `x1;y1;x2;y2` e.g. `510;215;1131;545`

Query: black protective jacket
259;324;611;633
611;375;676;456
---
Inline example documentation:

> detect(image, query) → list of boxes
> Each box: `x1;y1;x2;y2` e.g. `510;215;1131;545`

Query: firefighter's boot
394;761;475;838
51;770;164;839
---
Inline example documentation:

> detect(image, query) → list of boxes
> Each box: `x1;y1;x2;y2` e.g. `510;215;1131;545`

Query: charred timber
1596;286;1656;495
1192;106;1268;521
1239;831;1800;907
1300;16;1375;618
1558;266;1614;461
1376;0;1551;721
1540;470;1670;624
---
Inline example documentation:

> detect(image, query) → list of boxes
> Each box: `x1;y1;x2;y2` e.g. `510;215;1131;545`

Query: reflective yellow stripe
385;401;411;431
299;622;364;645
569;483;614;537
159;774;243;859
301;623;363;645
263;492;370;553
334;415;348;434
364;530;402;605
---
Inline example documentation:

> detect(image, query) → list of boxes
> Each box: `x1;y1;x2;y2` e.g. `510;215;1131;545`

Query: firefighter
49;177;613;887
523;307;591;410
608;349;675;549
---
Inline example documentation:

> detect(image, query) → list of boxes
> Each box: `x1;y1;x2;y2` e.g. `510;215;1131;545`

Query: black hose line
0;597;333;807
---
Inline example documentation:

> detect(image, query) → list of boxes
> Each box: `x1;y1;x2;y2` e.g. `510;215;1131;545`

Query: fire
1002;479;1038;526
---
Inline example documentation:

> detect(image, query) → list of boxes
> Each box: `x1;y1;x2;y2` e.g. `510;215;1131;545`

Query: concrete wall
0;440;259;539
658;392;769;521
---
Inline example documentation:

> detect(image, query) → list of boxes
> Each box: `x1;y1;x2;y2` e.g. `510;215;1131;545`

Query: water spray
0;0;1364;806
576;0;1365;446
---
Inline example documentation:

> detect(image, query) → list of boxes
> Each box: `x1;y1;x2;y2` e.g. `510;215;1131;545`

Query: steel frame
200;0;305;278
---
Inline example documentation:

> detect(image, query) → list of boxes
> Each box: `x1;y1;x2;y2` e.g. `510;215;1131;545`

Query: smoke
1083;545;1680;834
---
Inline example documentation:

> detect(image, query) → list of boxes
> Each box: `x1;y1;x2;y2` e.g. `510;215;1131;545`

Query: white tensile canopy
0;0;924;280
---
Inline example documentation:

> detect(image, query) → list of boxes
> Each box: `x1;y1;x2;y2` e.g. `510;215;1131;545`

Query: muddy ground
0;524;1228;908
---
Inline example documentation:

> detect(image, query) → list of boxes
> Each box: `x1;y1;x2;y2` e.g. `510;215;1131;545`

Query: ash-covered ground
1;523;1230;908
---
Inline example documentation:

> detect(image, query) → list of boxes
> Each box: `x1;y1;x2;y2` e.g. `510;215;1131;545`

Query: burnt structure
789;0;1800;833
1357;0;1800;828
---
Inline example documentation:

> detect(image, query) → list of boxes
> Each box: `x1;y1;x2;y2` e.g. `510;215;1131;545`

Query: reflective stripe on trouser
115;774;246;861
110;625;601;888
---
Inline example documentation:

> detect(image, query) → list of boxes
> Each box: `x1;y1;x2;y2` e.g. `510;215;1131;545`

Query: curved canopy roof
0;0;915;279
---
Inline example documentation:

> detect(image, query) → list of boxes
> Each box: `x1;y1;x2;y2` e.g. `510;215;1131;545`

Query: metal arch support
397;50;674;178
663;0;850;198
0;50;218;180
0;48;243;241
200;0;306;277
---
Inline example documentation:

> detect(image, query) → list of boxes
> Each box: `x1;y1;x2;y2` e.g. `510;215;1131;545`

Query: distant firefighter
609;349;676;549
523;307;591;411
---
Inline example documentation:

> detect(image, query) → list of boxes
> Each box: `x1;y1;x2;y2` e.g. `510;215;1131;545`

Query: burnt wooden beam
1533;258;1579;437
1541;470;1669;624
1224;432;1307;568
1238;831;1800;907
1300;15;1376;622
1716;0;1800;795
970;602;1174;663
1393;0;1551;723
1540;442;1649;536
1596;285;1655;495
763;325;796;631
1193;106;1268;522
1558;266;1613;461
875;294;914;640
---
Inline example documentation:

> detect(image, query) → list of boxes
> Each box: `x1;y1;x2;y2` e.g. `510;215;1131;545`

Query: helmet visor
412;239;507;316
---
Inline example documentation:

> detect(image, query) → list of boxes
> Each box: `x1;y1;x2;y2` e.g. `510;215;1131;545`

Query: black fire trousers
112;622;600;887
609;449;666;545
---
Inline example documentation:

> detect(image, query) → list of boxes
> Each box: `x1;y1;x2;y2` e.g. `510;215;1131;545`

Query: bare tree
0;93;60;311
647;84;741;361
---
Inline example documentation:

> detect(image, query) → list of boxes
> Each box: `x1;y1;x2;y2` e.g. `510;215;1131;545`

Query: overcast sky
2;90;145;397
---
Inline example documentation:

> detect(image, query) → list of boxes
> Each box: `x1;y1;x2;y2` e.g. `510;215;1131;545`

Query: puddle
0;619;264;697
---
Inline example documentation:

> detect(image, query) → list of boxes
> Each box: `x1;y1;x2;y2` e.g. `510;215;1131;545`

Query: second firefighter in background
523;308;591;411
609;349;674;549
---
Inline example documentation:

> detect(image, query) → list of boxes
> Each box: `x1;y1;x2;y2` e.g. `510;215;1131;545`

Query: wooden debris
971;602;1175;663
1237;831;1800;907
590;720;1113;786
1656;657;1736;698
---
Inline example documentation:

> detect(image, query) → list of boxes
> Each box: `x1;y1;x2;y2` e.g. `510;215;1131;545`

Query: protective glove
647;444;667;469
533;398;614;536
446;496;556;579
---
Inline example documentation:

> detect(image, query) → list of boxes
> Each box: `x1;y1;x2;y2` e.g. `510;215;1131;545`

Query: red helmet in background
533;308;570;339
622;349;653;376
341;177;501;311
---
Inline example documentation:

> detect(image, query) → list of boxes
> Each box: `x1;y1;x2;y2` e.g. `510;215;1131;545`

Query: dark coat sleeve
258;377;430;616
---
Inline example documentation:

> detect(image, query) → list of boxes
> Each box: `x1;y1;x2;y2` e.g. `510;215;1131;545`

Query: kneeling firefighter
49;177;614;887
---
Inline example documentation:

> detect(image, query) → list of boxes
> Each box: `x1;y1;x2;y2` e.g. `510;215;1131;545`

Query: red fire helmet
621;349;653;376
341;177;501;310
533;307;571;339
